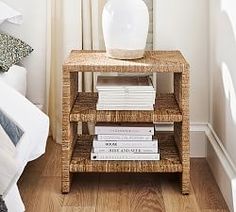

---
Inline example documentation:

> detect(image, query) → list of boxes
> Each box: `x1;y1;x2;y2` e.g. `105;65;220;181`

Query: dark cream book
91;152;160;161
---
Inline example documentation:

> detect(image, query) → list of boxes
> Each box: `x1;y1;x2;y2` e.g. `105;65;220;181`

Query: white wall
209;0;236;167
1;0;47;107
144;0;153;50
154;0;209;123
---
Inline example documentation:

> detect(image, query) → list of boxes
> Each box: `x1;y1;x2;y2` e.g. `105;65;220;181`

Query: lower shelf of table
70;132;182;173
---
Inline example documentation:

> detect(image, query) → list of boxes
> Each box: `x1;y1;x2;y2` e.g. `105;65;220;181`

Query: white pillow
0;65;27;96
0;148;18;196
0;1;23;25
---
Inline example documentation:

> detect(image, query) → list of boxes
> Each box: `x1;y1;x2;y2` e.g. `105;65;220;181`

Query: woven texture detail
62;50;190;194
63;50;189;73
70;133;182;173
70;93;182;122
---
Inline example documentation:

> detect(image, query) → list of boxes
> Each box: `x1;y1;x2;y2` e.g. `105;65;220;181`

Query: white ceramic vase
102;0;149;60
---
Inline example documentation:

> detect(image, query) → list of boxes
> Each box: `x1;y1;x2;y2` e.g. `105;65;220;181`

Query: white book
96;104;154;111
93;140;158;148
93;147;158;154
97;99;155;104
97;85;155;90
91;152;160;161
97;87;155;92
99;92;156;96
97;102;155;106
98;94;156;98
98;91;156;97
98;100;155;105
97;134;153;141
95;123;154;135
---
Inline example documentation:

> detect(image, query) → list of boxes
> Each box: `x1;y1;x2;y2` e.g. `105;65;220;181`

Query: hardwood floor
19;138;229;212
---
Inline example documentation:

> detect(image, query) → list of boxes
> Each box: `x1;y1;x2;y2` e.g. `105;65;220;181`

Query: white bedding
0;1;23;25
4;134;30;212
0;65;27;96
0;81;49;212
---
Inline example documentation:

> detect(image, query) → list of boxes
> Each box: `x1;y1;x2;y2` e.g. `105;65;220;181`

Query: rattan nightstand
62;50;190;194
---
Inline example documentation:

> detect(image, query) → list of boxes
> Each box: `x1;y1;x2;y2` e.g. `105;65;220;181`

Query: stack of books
91;123;160;161
96;76;156;110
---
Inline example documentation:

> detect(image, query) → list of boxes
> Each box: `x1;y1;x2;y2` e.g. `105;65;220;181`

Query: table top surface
63;50;189;73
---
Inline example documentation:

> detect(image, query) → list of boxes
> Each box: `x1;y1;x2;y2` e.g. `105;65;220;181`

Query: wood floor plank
161;173;201;212
96;173;165;212
63;173;99;208
191;159;229;211
124;174;165;212
19;139;229;212
18;171;41;210
42;138;61;177
114;174;131;212
62;206;95;212
96;173;122;212
29;177;64;212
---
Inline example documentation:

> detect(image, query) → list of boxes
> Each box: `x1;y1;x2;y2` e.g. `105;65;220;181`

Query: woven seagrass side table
62;50;190;194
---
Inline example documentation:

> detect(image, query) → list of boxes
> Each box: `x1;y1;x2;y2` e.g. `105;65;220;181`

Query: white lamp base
106;49;145;60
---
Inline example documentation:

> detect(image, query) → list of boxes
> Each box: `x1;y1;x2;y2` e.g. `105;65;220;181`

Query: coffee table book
95;123;154;135
96;76;154;91
97;134;152;141
92;138;158;148
91;152;160;161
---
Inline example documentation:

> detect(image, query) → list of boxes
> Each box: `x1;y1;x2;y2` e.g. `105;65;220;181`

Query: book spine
98;94;156;98
96;105;154;111
97;100;155;104
95;126;154;135
93;147;158;154
98;91;156;96
93;141;158;148
96;86;155;91
97;134;153;141
91;153;160;161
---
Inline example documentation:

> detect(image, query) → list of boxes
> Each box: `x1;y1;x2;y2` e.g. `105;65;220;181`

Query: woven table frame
62;50;190;194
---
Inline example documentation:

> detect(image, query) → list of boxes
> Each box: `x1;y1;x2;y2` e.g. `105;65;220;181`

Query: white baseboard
156;122;236;211
155;122;207;157
206;124;236;212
